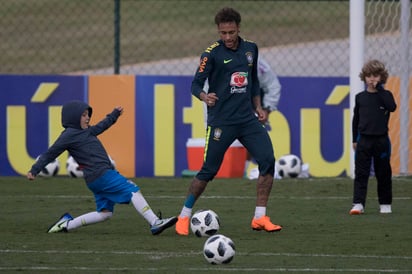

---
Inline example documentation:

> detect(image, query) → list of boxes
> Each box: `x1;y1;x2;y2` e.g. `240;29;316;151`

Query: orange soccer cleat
251;216;282;232
175;216;190;236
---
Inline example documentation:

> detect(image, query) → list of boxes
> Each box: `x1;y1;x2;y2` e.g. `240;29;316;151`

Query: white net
364;0;412;175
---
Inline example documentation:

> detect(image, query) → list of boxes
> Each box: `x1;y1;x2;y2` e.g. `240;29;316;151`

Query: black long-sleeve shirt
352;88;397;142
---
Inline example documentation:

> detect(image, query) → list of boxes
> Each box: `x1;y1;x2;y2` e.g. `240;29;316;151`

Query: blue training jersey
192;37;260;126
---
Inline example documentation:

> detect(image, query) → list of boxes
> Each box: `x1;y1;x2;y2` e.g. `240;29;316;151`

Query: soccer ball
66;156;84;178
36;156;60;177
66;155;115;178
203;234;235;264
191;209;220;237
276;154;302;178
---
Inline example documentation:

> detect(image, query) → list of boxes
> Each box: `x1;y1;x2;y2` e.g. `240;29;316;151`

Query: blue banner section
279;77;349;161
135;76;193;177
0;75;86;175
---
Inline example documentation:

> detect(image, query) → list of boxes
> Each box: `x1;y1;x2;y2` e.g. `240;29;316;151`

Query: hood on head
61;100;93;129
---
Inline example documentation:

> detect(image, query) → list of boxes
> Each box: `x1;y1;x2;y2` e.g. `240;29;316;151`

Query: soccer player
203;56;282;177
350;60;397;215
28;100;177;234
175;7;282;235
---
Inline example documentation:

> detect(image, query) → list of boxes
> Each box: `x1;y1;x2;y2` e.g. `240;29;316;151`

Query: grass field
1;176;411;273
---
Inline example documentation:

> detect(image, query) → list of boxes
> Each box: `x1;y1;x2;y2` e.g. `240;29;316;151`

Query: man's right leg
176;125;231;235
176;177;208;235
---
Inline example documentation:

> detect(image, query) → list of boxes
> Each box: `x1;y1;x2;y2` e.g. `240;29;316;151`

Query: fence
2;0;408;77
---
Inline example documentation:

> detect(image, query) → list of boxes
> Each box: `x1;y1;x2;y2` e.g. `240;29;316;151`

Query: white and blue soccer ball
66;156;83;178
191;209;220;237
36;156;60;177
203;234;235;264
276;154;302;178
66;154;115;178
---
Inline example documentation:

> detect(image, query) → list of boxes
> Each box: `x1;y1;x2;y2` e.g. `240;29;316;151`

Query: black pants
353;135;392;207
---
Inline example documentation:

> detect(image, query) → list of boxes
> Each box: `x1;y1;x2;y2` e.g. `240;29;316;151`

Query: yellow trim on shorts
204;126;211;162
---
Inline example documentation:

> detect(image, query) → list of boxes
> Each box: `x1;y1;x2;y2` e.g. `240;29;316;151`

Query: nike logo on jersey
224;59;232;64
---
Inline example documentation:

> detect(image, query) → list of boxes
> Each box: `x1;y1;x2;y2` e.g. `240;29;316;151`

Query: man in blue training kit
28;100;177;235
175;7;282;235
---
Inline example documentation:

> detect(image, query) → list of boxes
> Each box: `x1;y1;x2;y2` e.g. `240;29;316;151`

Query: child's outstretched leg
131;191;177;235
47;211;112;233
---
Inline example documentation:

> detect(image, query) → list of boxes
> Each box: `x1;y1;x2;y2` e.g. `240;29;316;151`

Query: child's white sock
67;211;112;230
131;191;158;225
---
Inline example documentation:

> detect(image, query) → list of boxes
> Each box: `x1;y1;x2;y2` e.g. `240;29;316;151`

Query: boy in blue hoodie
28;100;177;235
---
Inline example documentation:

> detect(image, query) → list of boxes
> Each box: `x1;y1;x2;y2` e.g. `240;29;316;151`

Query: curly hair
214;7;241;26
359;59;389;84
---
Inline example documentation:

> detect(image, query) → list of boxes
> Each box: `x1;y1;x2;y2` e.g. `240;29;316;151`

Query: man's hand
255;106;268;122
201;92;219;107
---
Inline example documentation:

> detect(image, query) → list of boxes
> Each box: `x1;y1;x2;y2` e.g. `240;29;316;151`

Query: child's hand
115;106;124;115
27;172;36;180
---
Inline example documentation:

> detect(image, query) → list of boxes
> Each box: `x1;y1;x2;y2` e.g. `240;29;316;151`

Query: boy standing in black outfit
350;60;397;215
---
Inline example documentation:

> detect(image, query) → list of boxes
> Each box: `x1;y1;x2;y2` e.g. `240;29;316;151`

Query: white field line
0;267;411;273
4;194;411;200
1;249;412;259
0;250;411;272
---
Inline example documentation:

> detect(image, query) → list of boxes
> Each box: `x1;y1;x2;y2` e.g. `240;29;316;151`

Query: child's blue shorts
87;169;140;212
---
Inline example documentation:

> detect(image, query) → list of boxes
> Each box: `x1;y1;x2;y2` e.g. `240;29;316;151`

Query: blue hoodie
30;100;121;183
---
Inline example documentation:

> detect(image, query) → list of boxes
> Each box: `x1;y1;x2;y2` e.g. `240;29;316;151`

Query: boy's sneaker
380;204;392;214
251;216;282;232
349;203;364;215
47;213;73;233
150;216;178;235
175;216;190;236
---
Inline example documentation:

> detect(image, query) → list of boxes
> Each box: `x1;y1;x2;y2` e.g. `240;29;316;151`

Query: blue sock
184;194;196;208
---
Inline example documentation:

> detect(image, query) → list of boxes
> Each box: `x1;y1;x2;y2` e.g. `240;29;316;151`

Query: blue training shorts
87;169;140;212
197;119;275;182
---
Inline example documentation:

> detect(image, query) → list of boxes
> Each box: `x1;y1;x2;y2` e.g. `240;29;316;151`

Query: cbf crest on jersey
213;128;222;141
245;52;253;67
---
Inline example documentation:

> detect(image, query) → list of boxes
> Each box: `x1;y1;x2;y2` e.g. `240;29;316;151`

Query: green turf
1;176;411;273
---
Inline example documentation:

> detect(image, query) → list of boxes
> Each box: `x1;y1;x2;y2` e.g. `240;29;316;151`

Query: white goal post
349;0;411;177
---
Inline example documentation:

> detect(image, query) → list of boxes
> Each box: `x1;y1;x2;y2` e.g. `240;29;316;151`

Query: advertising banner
0;75;85;176
1;74;408;177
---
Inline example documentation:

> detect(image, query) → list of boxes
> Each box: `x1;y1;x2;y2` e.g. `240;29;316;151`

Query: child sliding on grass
28;100;177;234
